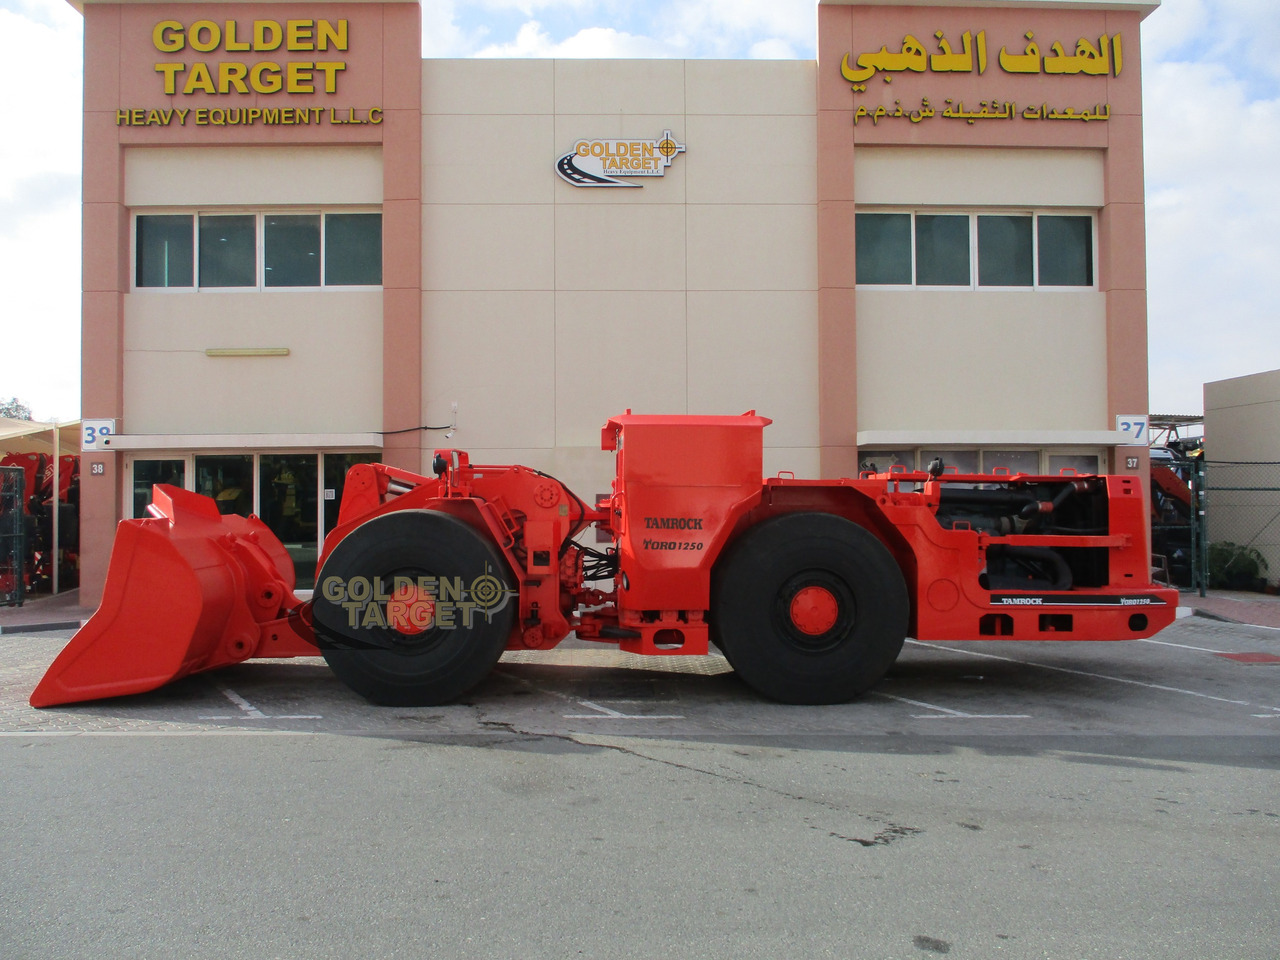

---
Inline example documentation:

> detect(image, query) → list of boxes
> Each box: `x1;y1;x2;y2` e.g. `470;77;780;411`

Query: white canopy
0;418;81;456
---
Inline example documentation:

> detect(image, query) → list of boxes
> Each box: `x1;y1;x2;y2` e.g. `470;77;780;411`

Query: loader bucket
30;485;299;708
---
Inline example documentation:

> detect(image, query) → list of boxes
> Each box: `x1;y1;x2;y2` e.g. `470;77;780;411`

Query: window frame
854;208;1098;292
131;208;383;292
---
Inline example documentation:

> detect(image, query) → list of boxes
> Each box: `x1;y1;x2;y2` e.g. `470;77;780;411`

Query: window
130;459;185;518
325;214;382;285
1038;215;1093;286
984;450;1040;475
1048;453;1100;475
134;211;382;289
135;216;194;288
855;213;910;284
199;215;256;287
858;449;911;474
264;215;320;287
855;211;1094;289
977;215;1033;286
920;449;980;475
194;454;254;516
915;214;970;286
857;448;1102;476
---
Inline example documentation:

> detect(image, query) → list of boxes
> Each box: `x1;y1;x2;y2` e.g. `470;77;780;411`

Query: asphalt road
1;615;1277;960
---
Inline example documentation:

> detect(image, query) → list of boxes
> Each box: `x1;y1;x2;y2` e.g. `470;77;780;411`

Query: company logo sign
556;130;686;187
115;16;383;130
840;27;1122;127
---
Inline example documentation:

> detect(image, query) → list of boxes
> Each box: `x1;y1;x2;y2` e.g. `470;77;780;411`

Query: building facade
1204;369;1280;584
75;0;1160;601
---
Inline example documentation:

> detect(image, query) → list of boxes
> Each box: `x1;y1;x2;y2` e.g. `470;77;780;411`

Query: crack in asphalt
470;683;924;848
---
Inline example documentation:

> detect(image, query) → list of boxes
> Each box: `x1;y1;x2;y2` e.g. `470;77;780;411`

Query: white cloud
457;0;815;60
749;39;799;60
1145;0;1280;91
475;20;673;58
0;199;82;423
466;0;600;14
0;1;83;422
421;1;470;57
1143;0;1280;414
660;0;814;57
0;7;82;198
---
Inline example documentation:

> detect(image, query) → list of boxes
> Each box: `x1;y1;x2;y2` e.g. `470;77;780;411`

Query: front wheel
711;512;908;704
310;510;516;706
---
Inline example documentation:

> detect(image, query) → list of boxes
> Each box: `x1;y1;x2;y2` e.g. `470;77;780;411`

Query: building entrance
126;450;379;589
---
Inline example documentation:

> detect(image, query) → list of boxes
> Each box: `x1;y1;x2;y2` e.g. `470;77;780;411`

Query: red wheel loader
30;413;1177;708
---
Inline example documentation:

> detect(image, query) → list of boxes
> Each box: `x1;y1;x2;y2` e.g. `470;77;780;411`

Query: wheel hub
387;580;436;635
789;585;840;636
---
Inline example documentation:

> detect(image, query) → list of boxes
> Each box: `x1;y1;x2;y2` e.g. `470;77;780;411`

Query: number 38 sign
81;419;116;451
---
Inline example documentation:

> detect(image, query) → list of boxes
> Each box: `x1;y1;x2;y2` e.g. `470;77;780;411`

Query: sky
0;0;1275;424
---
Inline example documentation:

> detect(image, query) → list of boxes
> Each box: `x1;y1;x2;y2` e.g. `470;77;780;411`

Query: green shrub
1206;541;1269;590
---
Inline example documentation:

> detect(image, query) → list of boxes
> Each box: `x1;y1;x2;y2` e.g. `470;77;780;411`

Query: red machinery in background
0;452;79;597
32;413;1176;708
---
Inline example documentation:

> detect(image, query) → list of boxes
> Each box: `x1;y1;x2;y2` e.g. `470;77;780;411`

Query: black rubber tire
310;509;516;706
711;512;908;704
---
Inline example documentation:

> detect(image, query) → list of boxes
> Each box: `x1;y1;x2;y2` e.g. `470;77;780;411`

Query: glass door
323;453;380;537
258;454;320;588
130;459;186;518
125;450;379;591
194;455;255;517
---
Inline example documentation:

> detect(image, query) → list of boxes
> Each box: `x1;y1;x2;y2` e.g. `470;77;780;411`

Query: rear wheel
712;512;908;704
310;510;516;706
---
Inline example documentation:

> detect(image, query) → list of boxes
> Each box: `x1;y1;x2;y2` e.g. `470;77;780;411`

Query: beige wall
420;59;820;495
124;145;383;206
124;292;383;435
1204;369;1280;583
121;145;384;438
853;147;1105;208
856;290;1108;434
1205;369;1280;461
853;145;1110;439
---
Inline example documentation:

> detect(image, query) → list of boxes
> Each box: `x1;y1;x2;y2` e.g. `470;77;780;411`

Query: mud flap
30;485;305;708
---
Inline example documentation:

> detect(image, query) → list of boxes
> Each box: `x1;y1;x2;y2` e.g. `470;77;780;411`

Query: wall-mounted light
204;347;291;357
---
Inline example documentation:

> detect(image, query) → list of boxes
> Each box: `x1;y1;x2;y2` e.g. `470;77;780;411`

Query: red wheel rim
789;585;839;636
387;581;436;635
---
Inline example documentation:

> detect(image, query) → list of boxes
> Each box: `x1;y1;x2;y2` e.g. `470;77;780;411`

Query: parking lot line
199;678;322;721
493;668;685;720
563;699;686;720
905;639;1265;711
1135;637;1227;654
210;680;266;718
875;691;1030;720
0;730;309;737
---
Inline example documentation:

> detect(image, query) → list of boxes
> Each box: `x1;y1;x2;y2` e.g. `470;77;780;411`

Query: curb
0;620;87;635
1190;608;1251;626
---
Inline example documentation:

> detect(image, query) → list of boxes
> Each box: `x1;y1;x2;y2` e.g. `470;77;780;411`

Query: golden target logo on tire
469;572;504;610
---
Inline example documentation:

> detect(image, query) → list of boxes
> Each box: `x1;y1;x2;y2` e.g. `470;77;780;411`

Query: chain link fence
0;466;24;606
1193;460;1280;593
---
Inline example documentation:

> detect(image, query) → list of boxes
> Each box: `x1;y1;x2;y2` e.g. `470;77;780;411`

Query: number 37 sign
1115;414;1148;445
